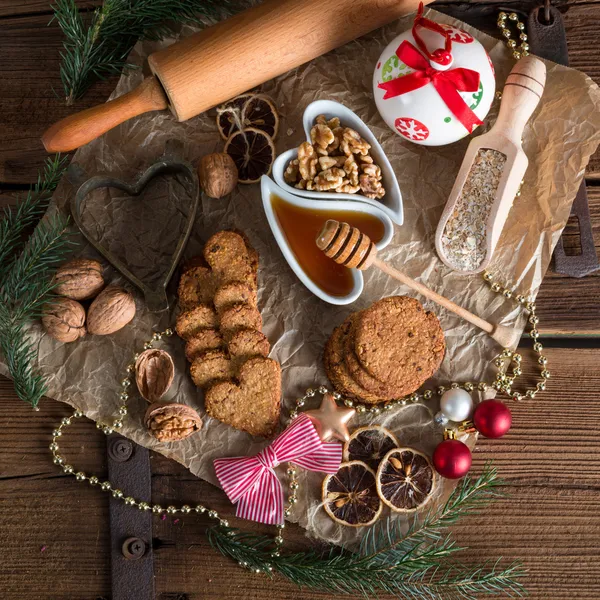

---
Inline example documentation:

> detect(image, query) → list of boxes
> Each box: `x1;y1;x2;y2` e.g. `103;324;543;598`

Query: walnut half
145;402;202;442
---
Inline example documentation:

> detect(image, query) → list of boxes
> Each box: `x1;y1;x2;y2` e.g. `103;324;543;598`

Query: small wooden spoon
316;219;517;348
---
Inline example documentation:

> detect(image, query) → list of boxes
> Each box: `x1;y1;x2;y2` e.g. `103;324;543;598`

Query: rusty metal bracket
107;434;155;600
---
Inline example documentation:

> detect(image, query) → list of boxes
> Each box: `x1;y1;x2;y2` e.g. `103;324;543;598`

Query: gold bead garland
48;271;548;573
497;11;530;60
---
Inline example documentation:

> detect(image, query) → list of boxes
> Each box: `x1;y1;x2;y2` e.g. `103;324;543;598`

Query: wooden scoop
435;55;547;274
316;219;517;347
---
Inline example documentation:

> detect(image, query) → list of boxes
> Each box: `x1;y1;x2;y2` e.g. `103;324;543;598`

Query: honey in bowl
271;194;385;297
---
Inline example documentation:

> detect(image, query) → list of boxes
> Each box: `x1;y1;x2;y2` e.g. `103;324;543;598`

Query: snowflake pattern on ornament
381;54;412;82
394;117;429;141
441;25;474;44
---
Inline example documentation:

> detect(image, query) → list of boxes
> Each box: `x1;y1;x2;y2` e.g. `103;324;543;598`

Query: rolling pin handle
41;76;169;153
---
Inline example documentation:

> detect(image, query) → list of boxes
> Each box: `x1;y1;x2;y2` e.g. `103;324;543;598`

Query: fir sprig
0;155;68;278
208;466;525;599
0;157;73;408
51;0;238;104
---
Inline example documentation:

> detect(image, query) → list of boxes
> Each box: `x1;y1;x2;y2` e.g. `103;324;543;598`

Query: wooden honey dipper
316;220;517;347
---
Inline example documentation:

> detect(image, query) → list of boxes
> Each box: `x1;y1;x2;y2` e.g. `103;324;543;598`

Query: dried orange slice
216;93;256;140
376;448;436;513
224;127;275;184
322;460;382;527
217;93;279;140
343;425;399;471
242;95;279;140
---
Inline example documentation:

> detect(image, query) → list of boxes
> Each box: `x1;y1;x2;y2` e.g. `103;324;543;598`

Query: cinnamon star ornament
304;393;355;442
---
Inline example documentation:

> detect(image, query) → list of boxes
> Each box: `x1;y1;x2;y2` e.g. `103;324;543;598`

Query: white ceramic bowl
272;100;403;226
261;176;394;305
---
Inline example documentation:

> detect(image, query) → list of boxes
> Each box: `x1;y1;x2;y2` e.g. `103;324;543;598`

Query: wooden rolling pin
42;0;428;153
316;220;517;348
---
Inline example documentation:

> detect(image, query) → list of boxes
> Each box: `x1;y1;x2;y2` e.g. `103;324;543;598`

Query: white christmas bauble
373;25;495;146
440;388;473;422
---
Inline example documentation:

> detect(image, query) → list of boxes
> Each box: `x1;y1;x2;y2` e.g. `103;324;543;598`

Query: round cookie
219;303;263;338
214;281;257;315
324;316;389;404
189;349;234;388
354;296;445;397
228;328;270;360
185;329;224;362
343;315;399;400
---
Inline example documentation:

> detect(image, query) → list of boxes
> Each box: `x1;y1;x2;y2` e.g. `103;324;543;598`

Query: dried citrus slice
322;460;382;527
343;425;399;471
216;93;256;140
224;127;275;184
376;448;436;513
241;94;279;140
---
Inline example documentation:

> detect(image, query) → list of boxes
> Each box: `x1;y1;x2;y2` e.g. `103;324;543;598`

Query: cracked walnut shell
145;402;202;442
135;349;175;402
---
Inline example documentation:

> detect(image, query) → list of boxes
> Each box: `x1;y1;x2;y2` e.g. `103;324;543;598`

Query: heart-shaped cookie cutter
69;157;199;313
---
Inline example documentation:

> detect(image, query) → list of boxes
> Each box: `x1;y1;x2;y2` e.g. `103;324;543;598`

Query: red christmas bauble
432;440;472;479
473;399;512;439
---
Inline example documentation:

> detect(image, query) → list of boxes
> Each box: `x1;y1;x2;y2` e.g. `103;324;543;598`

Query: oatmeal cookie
343;316;400;400
203;231;257;288
178;266;217;311
228;328;270;360
213;281;257;315
354;296;445;396
324;316;388;404
185;329;224;362
175;304;219;341
219;303;263;338
189;349;234;388
205;357;281;438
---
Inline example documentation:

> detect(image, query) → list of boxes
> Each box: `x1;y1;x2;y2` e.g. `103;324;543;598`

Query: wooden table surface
1;2;599;599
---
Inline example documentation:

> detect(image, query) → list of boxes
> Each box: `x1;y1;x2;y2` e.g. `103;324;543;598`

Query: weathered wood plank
1;346;599;599
0;0;101;19
536;187;600;335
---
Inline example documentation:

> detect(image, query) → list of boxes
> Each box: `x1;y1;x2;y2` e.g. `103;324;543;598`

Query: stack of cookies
175;231;281;437
324;296;446;404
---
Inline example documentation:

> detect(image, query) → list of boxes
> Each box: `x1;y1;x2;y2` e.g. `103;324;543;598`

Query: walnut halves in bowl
145;402;202;442
284;115;385;199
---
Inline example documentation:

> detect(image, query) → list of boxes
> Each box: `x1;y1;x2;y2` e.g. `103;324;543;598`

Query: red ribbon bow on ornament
377;40;483;133
214;414;342;525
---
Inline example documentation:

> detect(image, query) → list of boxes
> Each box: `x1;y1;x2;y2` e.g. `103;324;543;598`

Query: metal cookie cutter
68;156;199;312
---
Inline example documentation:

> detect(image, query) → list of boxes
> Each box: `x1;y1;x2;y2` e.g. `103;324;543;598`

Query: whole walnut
87;286;136;335
198;153;238;198
42;297;86;343
135;349;174;402
53;258;104;300
145;402;202;442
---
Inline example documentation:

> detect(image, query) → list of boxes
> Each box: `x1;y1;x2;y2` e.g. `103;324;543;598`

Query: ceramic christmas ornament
373;4;495;146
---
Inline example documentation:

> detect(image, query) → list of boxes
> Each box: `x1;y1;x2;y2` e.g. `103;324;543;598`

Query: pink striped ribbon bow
214;414;343;525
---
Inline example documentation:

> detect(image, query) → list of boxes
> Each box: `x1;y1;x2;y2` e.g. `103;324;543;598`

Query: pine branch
51;0;239;104
0;162;73;408
207;466;526;599
0;155;68;279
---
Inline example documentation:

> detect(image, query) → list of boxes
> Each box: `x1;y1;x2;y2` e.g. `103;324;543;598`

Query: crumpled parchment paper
3;9;600;547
